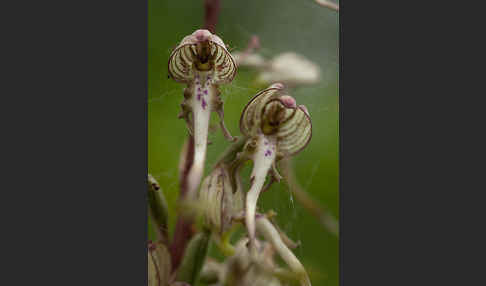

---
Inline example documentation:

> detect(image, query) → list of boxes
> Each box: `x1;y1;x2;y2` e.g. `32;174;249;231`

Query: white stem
256;217;311;286
246;135;276;246
186;76;213;200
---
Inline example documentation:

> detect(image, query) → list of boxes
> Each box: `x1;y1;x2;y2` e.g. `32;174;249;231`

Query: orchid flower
236;83;312;250
256;52;321;87
168;29;237;200
234;48;321;87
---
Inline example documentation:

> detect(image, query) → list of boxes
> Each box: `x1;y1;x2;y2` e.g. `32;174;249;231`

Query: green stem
213;135;247;167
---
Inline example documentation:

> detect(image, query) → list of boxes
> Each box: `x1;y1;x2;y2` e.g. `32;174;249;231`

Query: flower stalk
170;136;197;272
203;0;221;33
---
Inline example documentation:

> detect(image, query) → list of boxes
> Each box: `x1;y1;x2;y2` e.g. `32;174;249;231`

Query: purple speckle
197;87;201;91
197;93;201;100
203;90;208;95
202;99;207;109
264;149;272;157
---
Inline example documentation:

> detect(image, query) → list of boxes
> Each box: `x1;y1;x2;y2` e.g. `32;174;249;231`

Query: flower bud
148;241;172;286
148;174;169;243
198;165;243;234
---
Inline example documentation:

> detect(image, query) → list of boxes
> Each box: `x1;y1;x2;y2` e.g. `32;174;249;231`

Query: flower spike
168;29;237;200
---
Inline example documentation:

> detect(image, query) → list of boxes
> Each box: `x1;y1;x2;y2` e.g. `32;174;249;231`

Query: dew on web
289;188;295;211
287;187;296;234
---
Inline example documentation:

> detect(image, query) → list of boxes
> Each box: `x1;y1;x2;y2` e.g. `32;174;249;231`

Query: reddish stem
204;0;221;33
169;135;197;272
179;135;195;196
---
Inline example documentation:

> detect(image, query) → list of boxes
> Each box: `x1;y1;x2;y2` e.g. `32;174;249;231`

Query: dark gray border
339;0;481;284
3;0;478;284
1;0;148;284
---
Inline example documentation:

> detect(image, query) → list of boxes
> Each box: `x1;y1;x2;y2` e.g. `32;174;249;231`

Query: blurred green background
148;0;338;285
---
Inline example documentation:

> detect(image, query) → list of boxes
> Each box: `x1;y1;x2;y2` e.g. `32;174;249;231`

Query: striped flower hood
168;29;237;84
240;83;312;158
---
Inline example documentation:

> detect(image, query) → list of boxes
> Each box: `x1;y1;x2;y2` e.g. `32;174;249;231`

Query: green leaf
175;230;211;285
148;174;169;243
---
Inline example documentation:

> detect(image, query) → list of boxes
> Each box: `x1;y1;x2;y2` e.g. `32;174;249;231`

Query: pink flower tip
270;82;285;90
193;29;212;42
279;95;297;109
